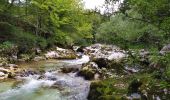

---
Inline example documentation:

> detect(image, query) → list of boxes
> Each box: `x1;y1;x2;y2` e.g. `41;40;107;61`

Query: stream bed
0;55;90;100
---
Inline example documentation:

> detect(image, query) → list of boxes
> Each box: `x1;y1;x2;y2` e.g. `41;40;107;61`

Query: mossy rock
88;81;104;100
58;54;77;59
88;79;128;100
108;60;125;73
61;67;79;73
77;68;95;80
128;79;142;94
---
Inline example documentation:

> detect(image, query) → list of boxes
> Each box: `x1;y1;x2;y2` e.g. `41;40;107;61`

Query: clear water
0;56;90;100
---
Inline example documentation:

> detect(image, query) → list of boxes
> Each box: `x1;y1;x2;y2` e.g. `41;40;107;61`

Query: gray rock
160;44;170;54
33;56;46;61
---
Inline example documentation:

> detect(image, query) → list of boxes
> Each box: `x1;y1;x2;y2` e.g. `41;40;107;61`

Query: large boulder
85;44;126;61
77;62;99;80
77;66;96;80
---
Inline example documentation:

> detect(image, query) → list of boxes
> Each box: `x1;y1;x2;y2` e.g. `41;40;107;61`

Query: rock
18;70;38;77
108;52;126;61
88;81;104;100
93;58;109;69
77;66;96;80
124;93;142;100
0;66;19;79
94;73;100;80
60;67;79;73
45;47;77;59
160;44;170;54
33;56;46;61
8;64;18;68
0;72;5;76
7;72;15;78
45;51;59;59
0;67;10;74
77;62;101;80
76;46;85;53
35;48;42;54
73;46;80;52
139;49;150;57
128;79;142;94
85;44;126;61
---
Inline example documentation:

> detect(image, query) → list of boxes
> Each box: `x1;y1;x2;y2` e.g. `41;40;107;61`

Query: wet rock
18;70;39;77
52;82;65;90
60;67;79;73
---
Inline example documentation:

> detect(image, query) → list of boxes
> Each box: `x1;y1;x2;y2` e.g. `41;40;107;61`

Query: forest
0;0;170;100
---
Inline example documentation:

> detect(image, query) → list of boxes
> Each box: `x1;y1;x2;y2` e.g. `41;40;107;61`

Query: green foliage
36;37;47;49
0;0;98;50
0;41;17;56
88;79;128;100
96;13;163;47
30;0;94;45
119;0;170;33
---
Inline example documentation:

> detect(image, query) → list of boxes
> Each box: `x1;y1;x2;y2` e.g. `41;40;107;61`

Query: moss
99;95;116;100
88;78;128;100
77;68;95;80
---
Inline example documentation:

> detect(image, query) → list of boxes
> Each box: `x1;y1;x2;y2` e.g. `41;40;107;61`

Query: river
0;55;90;100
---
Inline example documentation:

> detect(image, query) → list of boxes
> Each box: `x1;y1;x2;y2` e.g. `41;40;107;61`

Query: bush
96;13;164;47
0;41;18;56
36;37;47;49
0;22;16;42
13;31;37;53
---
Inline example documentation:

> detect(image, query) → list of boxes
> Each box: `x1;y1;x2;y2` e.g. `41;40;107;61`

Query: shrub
0;41;17;56
36;37;47;49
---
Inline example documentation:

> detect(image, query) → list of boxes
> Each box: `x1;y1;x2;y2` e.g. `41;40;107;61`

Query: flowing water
0;55;90;100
